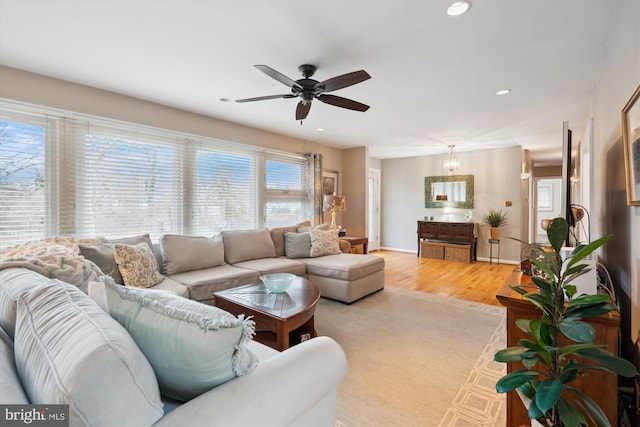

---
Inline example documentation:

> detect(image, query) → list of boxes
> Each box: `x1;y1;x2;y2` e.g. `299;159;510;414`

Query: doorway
534;177;562;243
368;168;380;251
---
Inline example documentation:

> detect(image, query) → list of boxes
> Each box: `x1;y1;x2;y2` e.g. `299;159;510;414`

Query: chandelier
444;144;459;173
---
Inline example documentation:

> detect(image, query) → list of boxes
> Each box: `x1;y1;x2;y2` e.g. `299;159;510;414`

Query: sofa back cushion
161;234;225;275
0;268;51;339
222;229;277;264
14;279;164;426
104;281;258;401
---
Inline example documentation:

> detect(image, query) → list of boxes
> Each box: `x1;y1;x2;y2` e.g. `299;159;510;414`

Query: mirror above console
424;174;474;209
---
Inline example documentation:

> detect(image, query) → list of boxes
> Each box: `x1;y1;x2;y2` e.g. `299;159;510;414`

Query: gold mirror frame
424;174;474;209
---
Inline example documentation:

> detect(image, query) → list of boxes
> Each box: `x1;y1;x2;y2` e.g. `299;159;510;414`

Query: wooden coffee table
213;276;320;351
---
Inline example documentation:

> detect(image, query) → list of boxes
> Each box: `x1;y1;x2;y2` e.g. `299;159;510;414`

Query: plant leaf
564;301;617;319
559;319;595;343
496;370;540;393
561;343;602;356
523;293;555;317
547;218;568;253
574;347;638;377
564;234;612;271
535;378;563;413
557;396;587;427
566;386;612;427
494;346;527;363
567;293;613;307
515;318;533;335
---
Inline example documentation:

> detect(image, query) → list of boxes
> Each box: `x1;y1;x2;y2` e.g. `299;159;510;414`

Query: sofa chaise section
302;253;385;303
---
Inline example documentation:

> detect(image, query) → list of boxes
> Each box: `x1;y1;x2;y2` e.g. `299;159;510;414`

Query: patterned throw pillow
309;229;342;257
113;243;164;288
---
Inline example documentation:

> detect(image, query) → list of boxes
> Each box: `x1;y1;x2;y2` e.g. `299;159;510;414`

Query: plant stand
488;239;500;264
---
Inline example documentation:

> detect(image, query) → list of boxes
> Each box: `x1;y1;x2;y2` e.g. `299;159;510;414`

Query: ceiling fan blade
317;94;370;112
255;65;302;90
296;101;312;120
235;94;295;103
316;70;371;93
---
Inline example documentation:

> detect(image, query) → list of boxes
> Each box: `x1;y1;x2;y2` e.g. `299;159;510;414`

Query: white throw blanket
0;237;105;293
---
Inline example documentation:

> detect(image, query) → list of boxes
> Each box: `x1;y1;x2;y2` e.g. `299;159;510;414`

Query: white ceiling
0;0;617;164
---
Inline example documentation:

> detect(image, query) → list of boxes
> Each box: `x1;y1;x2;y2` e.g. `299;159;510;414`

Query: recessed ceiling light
316;128;325;132
496;89;511;96
447;1;472;16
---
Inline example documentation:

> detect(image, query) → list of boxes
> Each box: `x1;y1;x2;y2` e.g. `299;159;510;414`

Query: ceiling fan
236;64;371;120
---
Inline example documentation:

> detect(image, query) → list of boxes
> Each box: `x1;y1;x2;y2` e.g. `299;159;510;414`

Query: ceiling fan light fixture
447;1;472;16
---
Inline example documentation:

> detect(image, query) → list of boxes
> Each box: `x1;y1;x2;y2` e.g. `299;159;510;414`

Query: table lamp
323;194;346;229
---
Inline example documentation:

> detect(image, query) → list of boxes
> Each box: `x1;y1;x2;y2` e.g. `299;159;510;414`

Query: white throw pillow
104;281;259;401
309;229;342;257
114;242;164;288
14;280;164;426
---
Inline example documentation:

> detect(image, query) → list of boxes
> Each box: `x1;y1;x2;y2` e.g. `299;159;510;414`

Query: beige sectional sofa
0;267;347;427
79;223;385;304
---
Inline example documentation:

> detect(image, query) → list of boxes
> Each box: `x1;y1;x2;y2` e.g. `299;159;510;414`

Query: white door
368;168;381;251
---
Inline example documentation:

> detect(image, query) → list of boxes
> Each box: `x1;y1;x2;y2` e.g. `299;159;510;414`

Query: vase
490;227;500;240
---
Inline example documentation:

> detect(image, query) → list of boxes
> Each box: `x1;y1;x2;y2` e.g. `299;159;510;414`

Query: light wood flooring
373;250;517;307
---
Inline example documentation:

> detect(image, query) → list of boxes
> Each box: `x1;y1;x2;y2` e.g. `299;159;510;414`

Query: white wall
589;0;640;369
380;146;523;262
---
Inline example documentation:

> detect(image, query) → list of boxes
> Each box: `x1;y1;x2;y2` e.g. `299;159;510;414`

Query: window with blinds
73;122;182;241
0;110;51;247
0;101;311;247
264;154;309;228
190;141;257;235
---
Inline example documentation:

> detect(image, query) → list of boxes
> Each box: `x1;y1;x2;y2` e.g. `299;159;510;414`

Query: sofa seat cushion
167;265;260;301
14;279;164;427
104;281;258;401
301;254;385;281
232;257;307;277
161;234;225;275
222;229;277;264
149;276;190;298
0;327;28;404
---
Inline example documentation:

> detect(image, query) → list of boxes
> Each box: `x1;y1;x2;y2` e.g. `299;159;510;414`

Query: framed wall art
322;171;338;196
622;83;640;206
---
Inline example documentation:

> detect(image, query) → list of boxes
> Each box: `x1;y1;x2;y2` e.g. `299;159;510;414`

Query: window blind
189;139;258;235
0;100;313;247
0;109;53;247
263;152;308;228
72;120;183;241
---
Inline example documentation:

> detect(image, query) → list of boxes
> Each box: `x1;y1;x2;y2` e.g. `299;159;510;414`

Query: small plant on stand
494;217;637;427
482;209;508;239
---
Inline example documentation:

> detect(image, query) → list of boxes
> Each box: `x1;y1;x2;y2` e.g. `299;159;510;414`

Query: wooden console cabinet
416;220;477;262
496;270;620;427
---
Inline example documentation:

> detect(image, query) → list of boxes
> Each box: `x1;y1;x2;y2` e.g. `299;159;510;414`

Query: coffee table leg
276;323;289;351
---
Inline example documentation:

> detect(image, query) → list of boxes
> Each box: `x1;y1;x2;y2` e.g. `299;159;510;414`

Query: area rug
315;286;506;427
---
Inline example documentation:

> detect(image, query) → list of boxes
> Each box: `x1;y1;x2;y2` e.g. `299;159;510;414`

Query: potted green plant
494;217;637;427
482;209;508;239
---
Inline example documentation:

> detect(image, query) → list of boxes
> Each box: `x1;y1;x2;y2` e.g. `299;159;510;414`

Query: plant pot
490;227;500;240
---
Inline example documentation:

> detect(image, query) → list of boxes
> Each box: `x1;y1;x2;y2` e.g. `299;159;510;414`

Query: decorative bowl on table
260;273;295;293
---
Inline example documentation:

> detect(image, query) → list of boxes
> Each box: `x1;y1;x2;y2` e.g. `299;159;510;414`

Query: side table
340;236;368;254
488;239;500;264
